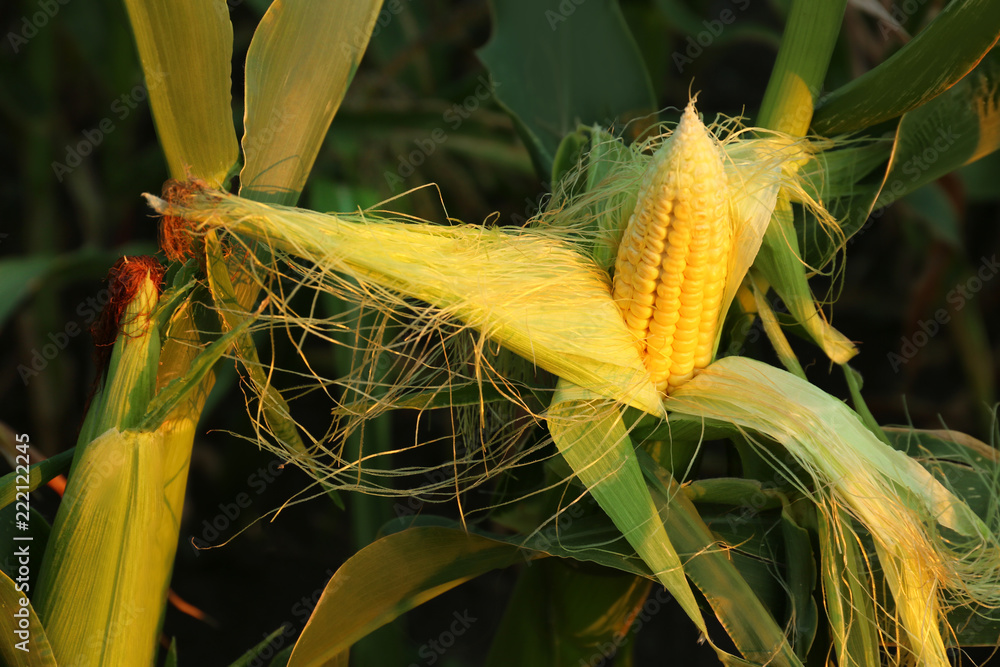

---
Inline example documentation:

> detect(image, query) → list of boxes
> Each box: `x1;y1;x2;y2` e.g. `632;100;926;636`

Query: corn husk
33;262;181;667
667;355;1000;666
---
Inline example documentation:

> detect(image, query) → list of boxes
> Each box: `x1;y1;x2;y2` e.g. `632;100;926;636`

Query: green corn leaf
757;0;848;135
547;380;705;633
477;0;656;177
286;527;530;666
875;52;1000;210
240;0;383;204
120;0;238;186
0;448;73;512
812;0;1000;134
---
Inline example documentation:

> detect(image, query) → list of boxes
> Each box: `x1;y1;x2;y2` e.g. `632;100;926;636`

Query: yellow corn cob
612;102;731;394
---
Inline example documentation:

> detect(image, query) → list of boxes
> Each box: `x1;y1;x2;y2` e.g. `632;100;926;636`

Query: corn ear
77;258;162;448
612;103;732;393
32;260;191;667
33;428;167;667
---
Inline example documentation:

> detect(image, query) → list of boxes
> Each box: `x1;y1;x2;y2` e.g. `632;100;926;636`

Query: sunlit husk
33;262;193;667
146;188;663;417
77;262;162;449
34;427;167;667
668;356;1000;664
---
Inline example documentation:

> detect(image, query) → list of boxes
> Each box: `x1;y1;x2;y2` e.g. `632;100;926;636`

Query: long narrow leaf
813;0;1000;134
120;0;238;185
286;527;530;666
547;381;705;632
639;451;805;667
240;0;383;204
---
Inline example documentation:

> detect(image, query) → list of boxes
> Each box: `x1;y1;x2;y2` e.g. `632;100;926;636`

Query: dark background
1;0;998;664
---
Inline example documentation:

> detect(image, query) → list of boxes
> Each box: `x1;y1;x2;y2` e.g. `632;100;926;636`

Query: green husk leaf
203;231;316;468
240;0;383;204
144;189;664;416
638;451;805;667
668;356;1000;666
33;428;168;667
751;198;857;365
817;506;880;667
749;272;805;379
76;262;162;456
547;381;705;631
139;315;252;430
120;0;238;186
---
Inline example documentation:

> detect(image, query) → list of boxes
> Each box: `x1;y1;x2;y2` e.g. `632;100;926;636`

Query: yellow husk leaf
146;188;663;418
667;355;1000;665
33;427;167;667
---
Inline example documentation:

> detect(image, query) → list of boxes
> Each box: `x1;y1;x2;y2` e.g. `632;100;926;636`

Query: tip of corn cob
612;101;732;394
